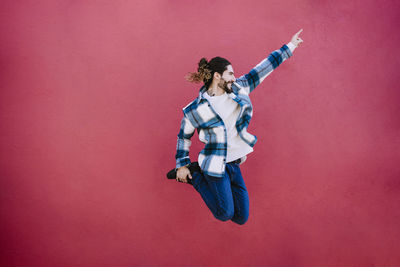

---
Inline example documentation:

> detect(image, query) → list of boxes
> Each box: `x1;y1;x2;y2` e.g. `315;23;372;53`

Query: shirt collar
196;85;208;104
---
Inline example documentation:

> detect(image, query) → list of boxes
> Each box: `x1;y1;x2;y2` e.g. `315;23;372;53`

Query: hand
176;166;192;183
290;29;304;47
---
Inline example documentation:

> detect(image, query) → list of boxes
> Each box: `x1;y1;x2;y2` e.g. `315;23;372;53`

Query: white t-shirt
203;91;254;163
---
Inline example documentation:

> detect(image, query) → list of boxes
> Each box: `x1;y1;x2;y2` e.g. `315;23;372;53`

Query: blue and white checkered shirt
175;43;294;177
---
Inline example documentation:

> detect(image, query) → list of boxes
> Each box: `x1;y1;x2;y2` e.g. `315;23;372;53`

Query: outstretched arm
235;29;304;94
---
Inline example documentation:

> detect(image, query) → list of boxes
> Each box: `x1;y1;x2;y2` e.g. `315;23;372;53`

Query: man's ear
213;72;221;80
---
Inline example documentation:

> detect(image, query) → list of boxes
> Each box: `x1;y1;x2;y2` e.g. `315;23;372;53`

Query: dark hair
186;57;231;88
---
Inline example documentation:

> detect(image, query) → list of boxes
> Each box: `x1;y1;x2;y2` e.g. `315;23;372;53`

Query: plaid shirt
175;44;293;177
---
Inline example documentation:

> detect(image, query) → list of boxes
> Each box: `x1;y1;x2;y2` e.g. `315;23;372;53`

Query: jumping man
174;29;304;225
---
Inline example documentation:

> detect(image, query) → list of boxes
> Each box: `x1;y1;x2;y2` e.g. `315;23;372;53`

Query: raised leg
191;171;235;221
225;163;249;225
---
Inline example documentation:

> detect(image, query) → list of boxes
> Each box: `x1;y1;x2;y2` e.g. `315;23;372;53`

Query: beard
218;79;233;94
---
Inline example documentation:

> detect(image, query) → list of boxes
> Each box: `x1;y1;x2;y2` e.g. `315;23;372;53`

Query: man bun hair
185;56;231;88
185;57;212;83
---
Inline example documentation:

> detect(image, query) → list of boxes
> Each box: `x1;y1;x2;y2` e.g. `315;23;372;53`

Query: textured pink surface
1;0;400;266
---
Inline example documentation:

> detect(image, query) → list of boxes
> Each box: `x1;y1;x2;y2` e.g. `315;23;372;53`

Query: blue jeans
191;162;249;225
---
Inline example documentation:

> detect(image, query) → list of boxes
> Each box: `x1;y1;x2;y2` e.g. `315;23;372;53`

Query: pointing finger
294;29;303;38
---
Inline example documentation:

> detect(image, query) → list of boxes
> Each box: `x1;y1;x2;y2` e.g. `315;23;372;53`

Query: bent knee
214;209;234;222
232;213;249;225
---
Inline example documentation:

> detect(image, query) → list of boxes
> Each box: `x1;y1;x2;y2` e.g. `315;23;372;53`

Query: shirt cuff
287;42;297;53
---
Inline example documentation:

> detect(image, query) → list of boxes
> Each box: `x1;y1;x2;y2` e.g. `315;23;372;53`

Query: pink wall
1;0;400;266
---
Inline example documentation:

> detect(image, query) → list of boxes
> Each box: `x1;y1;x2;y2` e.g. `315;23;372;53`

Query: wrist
176;164;189;171
287;42;297;52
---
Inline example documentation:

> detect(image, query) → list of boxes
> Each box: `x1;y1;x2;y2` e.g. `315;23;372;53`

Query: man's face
217;65;235;93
